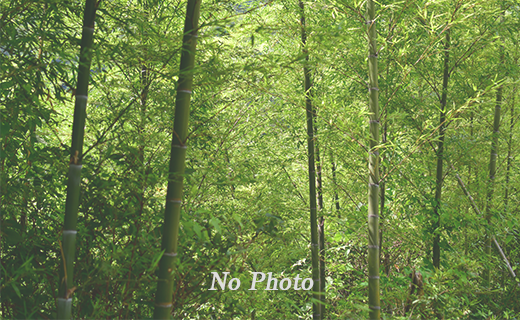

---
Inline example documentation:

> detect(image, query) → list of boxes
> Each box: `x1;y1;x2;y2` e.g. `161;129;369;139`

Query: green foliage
2;0;520;318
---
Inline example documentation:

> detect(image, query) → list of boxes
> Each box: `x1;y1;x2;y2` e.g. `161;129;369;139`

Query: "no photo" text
208;272;314;291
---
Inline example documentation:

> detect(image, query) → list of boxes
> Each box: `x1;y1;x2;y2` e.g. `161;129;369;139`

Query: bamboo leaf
11;283;21;299
209;216;222;234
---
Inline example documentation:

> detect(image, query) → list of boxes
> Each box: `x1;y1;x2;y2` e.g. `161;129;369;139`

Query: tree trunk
153;0;201;318
299;1;320;318
367;0;380;318
57;0;97;318
432;28;450;270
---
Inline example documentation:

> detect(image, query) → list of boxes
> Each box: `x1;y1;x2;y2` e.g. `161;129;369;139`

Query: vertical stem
379;89;387;271
465;111;474;256
315;128;325;317
330;151;340;217
379;16;391;272
483;28;503;287
433;28;450;270
153;0;201;318
299;1;320;319
504;86;514;214
57;1;97;318
367;0;380;318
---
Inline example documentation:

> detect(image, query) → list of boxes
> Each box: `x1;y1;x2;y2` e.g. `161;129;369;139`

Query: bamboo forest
3;0;520;318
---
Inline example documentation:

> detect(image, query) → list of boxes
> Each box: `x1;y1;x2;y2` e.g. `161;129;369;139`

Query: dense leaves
1;0;519;319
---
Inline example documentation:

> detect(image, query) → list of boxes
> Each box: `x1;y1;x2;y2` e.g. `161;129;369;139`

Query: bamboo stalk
299;1;320;318
484;80;502;287
504;85;514;213
433;28;450;270
367;0;380;318
484;12;504;287
153;0;201;318
315;132;325;318
57;0;97;318
379;85;388;273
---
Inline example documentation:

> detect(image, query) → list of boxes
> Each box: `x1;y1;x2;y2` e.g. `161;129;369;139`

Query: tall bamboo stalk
379;85;388;270
314;125;325;318
504;85;514;213
153;0;201;318
483;22;503;286
366;0;380;318
299;1;320;318
432;28;450;270
57;1;97;318
465;111;474;256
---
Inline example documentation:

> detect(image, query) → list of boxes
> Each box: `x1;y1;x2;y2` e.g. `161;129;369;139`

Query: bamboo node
69;163;82;170
167;199;182;204
368;214;379;219
368;87;379;91
76;95;88;100
172;144;187;149
178;89;192;94
155;303;173;308
369;183;379;187
365;20;376;24
311;243;319;247
63;230;78;235
369;120;379;124
164;252;178;257
70;150;81;165
369;306;381;310
83;26;94;33
368;245;380;249
368;275;380;279
57;298;72;302
368;54;378;58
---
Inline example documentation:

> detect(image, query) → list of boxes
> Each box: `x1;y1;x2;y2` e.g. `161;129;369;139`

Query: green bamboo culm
57;0;97;318
432;28;450;270
316;148;325;318
153;0;201;318
298;1;320;319
315;124;325;318
313;89;325;318
366;0;380;318
483;12;503;286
